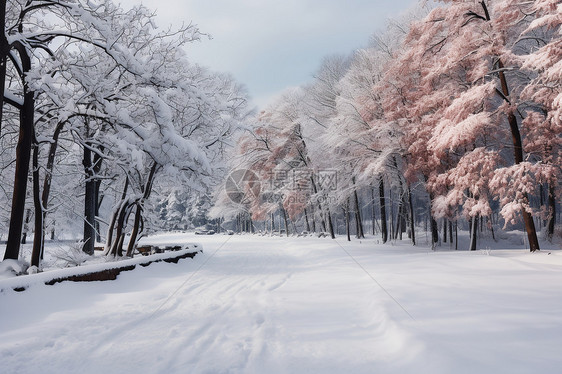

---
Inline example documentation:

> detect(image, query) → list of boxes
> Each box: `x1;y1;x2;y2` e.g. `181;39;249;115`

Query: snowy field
1;233;562;374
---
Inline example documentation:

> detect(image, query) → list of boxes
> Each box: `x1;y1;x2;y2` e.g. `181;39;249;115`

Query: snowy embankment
1;233;561;373
0;244;201;292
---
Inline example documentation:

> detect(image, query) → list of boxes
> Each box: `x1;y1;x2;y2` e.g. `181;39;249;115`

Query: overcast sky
120;0;418;109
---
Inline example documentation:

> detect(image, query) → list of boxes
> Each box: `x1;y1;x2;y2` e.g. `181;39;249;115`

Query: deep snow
1;233;562;373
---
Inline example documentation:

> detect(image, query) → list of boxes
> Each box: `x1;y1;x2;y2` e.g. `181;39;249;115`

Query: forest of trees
0;1;560;274
0;0;250;269
212;0;561;252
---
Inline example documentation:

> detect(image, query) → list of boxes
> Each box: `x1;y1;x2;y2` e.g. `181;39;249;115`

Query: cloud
126;0;418;108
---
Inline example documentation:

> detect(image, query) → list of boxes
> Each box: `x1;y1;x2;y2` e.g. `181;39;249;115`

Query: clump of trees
213;0;560;251
1;0;250;269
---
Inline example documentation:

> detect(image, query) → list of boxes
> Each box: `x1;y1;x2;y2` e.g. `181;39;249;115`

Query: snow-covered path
1;234;562;373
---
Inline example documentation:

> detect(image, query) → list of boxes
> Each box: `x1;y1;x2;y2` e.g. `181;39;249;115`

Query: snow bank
0;244;201;293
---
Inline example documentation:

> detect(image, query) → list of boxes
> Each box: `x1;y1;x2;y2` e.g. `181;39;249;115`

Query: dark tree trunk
31;137;43;267
345;199;351;242
104;177;128;255
372;187;377;236
469;215;478;251
93;151;103;243
327;209;335;239
455;221;458;250
408;185;416;245
33;122;64;264
111;201;134;257
379;177;388;244
392;158;406;241
83;141;96;255
0;1;8;132
398;195;407;241
3;42;34;261
443;219;447;243
125;163;158;257
281;205;289;237
353;189;364;239
390;189;395;240
428;194;438;248
309;205;316;233
547;183;556;240
430;216;439;248
540;184;546;229
125;204;143;257
304;208;311;232
309;173;331;235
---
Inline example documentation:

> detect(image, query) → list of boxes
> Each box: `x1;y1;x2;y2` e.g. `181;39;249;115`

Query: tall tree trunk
351;175;364;239
111;201;134;257
83;140;96;256
428;194;438;249
345;199;351;242
0;1;8;133
281;205;289;237
304;208;311;232
379;177;388;244
390;189;395;240
309;173;330;235
372;187;377;236
3;42;34;261
408;185;416;245
455;221;458;250
93;151;103;243
547;182;556;240
31;136;43;267
327;209;335;239
125;163;158;256
443;219;447;243
397;195;407;241
539;184;546;229
35;122;64;263
469;215;478;251
104;177;128;255
353;189;365;239
125;204;143;257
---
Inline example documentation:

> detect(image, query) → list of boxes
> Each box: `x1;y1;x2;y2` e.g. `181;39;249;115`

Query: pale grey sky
121;0;418;109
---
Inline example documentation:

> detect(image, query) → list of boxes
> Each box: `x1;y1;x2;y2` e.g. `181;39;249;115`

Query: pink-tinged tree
381;17;449;247
519;0;561;239
256;90;328;236
386;0;548;251
210;117;284;233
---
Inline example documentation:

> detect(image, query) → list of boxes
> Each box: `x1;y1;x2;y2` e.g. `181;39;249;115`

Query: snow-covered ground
1;233;562;373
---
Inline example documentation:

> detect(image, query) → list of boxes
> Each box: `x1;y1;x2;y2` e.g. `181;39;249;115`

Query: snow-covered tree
383;0;560;251
1;0;250;267
518;0;561;239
